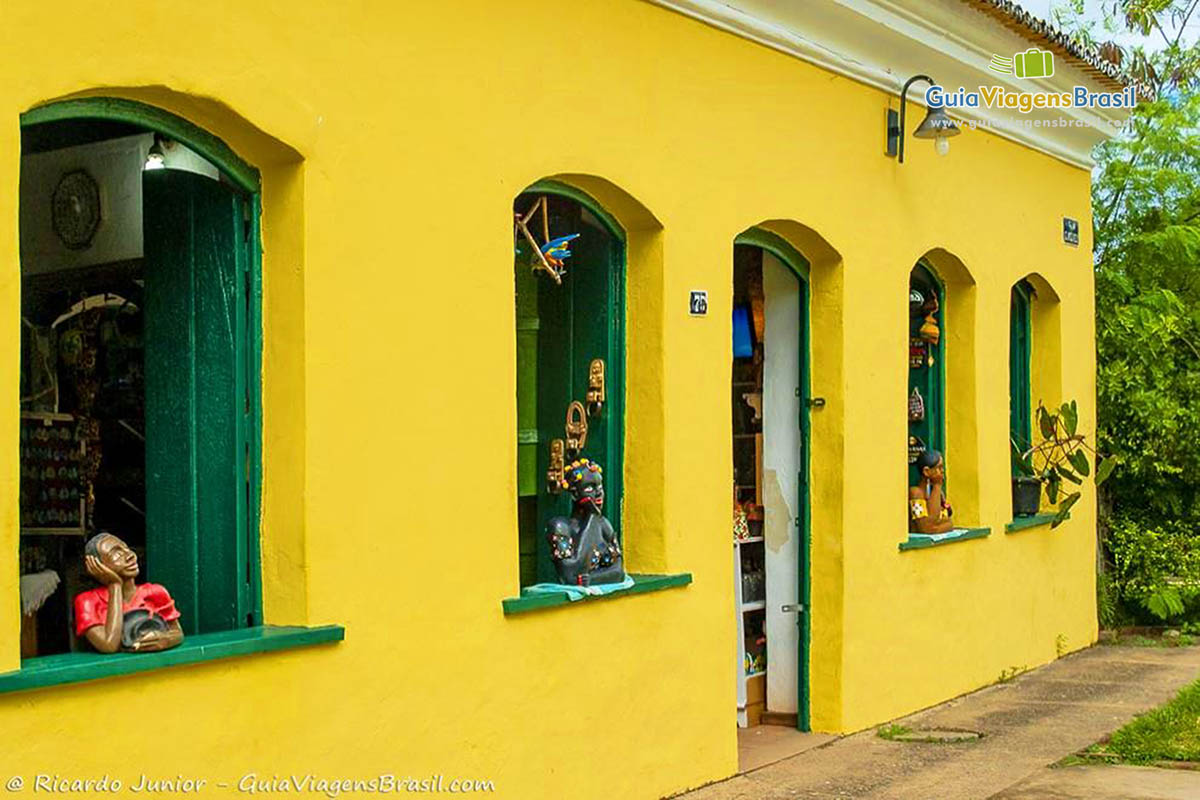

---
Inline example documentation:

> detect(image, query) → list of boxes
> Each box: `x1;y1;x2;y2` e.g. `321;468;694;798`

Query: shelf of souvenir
20;411;87;536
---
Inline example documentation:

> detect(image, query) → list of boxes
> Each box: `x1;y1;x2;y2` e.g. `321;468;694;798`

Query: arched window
16;98;265;656
513;184;625;587
908;261;945;485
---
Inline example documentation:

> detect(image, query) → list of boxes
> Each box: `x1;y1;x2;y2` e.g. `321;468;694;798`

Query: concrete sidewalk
678;645;1200;800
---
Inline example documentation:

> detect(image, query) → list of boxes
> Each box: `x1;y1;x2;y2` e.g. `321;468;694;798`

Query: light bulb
144;152;165;171
935;136;950;156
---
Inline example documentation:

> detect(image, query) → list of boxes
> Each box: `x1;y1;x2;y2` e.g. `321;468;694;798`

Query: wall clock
51;169;101;250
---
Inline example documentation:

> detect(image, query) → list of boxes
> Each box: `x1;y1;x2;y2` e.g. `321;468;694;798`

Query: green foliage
1107;515;1200;622
1097;571;1125;629
876;724;911;740
1103;678;1200;762
996;666;1027;684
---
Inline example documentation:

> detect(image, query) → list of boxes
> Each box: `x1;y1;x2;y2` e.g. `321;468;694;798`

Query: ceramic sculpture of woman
545;458;625;586
74;532;183;653
909;450;955;534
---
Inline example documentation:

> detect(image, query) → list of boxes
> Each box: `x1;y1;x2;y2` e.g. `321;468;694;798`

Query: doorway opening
731;230;811;733
17;106;261;658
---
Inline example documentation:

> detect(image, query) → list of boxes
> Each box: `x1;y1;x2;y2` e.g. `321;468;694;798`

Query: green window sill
502;573;692;615
0;624;344;695
1006;512;1068;533
899;527;991;551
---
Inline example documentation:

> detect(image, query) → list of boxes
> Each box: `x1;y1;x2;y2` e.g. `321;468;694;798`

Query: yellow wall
0;1;1097;797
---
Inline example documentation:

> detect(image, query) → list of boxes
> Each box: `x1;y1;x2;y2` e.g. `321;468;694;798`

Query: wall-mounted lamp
144;135;166;171
886;75;960;163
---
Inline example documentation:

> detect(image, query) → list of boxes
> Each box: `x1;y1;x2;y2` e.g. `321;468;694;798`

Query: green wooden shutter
1009;282;1033;473
143;169;251;634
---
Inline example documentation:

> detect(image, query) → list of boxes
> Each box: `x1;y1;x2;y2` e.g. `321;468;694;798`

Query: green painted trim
899;527;991;551
524;180;625;242
735;228;811;280
501;573;692;615
1006;512;1068;533
245;194;265;625
20;97;260;194
0;626;343;696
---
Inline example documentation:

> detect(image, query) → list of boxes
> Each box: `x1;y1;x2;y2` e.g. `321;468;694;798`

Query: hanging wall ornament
908;387;926;422
909;288;926;317
586;358;606;417
908;435;927;464
909;338;927;370
546;438;567;495
565;401;589;458
919;312;941;345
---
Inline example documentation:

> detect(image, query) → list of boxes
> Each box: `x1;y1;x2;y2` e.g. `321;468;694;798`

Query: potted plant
1011;400;1116;527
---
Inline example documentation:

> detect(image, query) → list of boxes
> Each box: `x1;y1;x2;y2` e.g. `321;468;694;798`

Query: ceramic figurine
74;532;183;653
909;450;955;534
545;458;624;586
540;234;580;271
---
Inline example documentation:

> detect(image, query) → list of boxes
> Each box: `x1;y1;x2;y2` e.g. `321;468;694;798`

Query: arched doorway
731;227;811;731
17;98;263;657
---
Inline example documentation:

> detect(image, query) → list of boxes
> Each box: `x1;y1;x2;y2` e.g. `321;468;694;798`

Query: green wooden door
143;169;251;634
515;192;624;585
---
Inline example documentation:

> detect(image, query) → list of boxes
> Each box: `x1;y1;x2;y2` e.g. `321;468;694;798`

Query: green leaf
1056;464;1083;485
1095;456;1117;486
1047;475;1060;504
1145;586;1185;622
1051;492;1081;528
1039;406;1057;440
1069;449;1091;477
1062;402;1079;437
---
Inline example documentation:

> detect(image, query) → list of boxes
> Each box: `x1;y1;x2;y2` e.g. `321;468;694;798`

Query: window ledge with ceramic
505;186;692;617
1;625;344;695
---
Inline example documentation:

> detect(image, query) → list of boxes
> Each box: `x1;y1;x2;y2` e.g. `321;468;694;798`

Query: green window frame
514;181;626;588
1010;281;1033;473
6;97;341;691
908;262;946;485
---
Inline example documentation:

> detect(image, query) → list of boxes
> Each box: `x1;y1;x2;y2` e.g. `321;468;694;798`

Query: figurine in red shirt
74;532;183;653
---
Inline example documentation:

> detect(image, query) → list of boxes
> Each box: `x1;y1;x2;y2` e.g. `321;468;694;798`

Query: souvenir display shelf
732;365;767;728
20;411;87;537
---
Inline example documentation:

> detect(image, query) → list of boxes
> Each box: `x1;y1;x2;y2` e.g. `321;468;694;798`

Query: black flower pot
1012;477;1042;518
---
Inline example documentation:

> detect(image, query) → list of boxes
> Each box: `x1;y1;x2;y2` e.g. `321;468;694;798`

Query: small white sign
689;290;708;316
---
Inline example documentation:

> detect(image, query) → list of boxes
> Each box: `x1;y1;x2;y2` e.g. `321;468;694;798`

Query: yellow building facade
0;1;1130;798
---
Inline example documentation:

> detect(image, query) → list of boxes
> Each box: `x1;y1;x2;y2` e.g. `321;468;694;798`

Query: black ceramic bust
546;458;625;586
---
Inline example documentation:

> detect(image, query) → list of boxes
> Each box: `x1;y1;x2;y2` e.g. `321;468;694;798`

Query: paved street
679;645;1200;800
